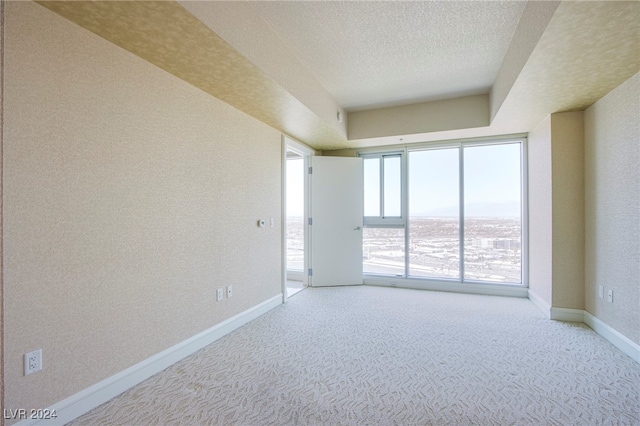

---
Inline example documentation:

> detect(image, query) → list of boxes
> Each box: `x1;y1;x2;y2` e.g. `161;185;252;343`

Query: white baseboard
365;277;529;298
550;307;585;322
584;312;640;364
20;295;283;426
527;290;552;318
528;291;639;365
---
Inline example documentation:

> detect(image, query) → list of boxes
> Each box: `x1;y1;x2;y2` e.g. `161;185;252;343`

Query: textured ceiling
247;1;526;111
35;1;639;150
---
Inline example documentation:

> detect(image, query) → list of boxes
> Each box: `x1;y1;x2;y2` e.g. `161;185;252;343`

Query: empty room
1;1;639;425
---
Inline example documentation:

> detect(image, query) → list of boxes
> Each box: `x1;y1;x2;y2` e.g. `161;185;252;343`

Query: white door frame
282;135;315;302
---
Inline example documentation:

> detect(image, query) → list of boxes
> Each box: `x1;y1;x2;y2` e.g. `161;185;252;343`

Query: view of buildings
287;216;522;284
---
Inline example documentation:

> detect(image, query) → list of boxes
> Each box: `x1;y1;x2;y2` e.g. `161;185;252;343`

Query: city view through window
286;158;305;271
287;141;523;285
364;143;523;284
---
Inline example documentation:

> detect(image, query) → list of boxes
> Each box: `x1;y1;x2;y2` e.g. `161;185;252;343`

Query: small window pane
383;156;401;217
364;158;380;217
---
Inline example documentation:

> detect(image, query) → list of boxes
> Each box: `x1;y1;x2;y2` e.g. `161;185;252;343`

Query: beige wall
528;115;553;306
3;1;282;415
529;73;639;347
321;149;357;158
584;72;639;345
179;0;347;141
348;94;489;141
528;111;585;310
550;112;584;309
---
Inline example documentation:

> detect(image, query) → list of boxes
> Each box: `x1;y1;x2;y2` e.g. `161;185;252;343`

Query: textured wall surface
36;1;345;149
179;0;347;140
490;1;559;120
4;1;282;414
584;73;640;345
527;116;553;306
348;94;489;141
550;112;584;310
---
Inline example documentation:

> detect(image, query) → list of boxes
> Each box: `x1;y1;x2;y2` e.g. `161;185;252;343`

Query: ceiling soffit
34;1;640;150
179;0;347;142
36;1;348;149
349;1;640;148
492;0;640;133
245;1;527;112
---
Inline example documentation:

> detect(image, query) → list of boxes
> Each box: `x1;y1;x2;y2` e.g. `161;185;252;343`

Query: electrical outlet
598;285;604;298
227;285;233;298
607;289;614;303
24;349;42;376
216;288;224;301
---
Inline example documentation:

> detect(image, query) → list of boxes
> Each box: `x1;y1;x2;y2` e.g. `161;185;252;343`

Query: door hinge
308;217;313;225
308;268;313;276
308;166;313;174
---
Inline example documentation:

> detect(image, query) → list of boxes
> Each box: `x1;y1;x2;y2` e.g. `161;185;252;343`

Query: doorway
284;137;313;298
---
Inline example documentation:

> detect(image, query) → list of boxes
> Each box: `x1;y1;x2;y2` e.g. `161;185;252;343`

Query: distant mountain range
415;201;520;218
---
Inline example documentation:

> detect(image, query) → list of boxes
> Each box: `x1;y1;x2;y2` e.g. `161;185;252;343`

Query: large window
361;139;525;286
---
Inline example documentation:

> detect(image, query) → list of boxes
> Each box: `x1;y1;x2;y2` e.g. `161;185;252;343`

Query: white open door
309;156;363;287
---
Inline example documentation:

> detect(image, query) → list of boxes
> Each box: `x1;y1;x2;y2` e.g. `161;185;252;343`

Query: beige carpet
69;286;640;425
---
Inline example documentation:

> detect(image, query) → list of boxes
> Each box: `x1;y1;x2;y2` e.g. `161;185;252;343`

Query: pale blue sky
408;143;521;216
287;143;522;218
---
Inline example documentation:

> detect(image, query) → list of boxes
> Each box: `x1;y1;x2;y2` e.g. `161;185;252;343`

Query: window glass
363;158;381;217
408;148;460;279
383;156;402;217
286;158;304;271
363;227;405;276
463;143;522;283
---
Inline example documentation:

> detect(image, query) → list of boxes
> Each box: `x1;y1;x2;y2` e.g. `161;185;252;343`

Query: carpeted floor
69;286;640;425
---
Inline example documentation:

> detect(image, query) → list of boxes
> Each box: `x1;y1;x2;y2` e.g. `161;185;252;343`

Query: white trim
527;289;551;318
584;312;640;364
365;277;529;298
283;134;315;157
286;269;305;281
283;134;314;292
19;295;283;426
281;137;287;303
528;292;640;365
550;307;584;322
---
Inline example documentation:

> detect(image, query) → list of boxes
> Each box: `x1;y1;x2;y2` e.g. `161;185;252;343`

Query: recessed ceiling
246;1;527;112
37;1;639;150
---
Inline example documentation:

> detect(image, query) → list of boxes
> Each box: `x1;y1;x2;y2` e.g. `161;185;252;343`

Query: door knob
353;226;362;231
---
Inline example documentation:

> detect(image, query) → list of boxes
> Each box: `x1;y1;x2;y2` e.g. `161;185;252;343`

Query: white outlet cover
227;285;233;298
25;349;42;376
217;288;224;301
598;285;604;298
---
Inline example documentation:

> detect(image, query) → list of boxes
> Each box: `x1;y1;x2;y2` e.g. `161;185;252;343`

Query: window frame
360;151;406;228
358;136;528;288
